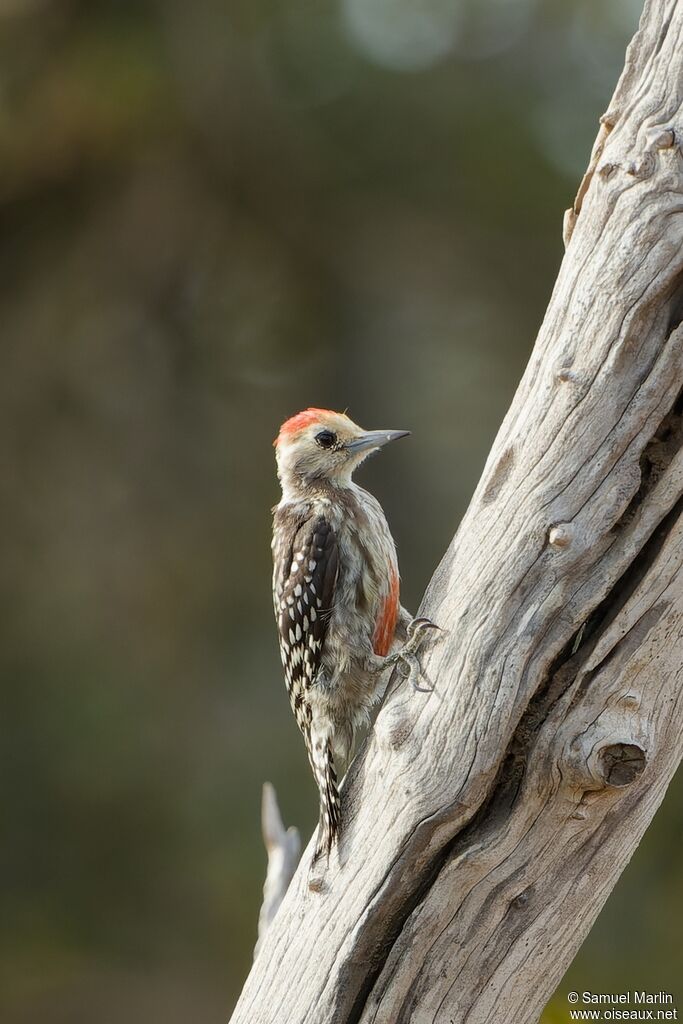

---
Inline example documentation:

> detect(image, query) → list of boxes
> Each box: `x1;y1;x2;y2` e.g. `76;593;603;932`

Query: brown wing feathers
273;514;338;731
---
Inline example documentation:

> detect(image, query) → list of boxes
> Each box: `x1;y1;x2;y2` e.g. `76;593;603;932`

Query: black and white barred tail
310;734;341;862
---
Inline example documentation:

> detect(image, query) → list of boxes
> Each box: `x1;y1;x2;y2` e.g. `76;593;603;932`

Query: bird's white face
274;408;409;498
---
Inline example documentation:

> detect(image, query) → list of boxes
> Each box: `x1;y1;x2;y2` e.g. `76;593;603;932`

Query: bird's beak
344;429;411;453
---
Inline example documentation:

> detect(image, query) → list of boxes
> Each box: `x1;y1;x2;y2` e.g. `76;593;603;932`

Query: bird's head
274;408;409;498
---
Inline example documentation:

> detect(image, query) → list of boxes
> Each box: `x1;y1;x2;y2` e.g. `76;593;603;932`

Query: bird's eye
315;429;337;449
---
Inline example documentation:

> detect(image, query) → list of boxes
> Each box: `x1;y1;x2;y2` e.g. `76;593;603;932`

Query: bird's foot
387;616;440;692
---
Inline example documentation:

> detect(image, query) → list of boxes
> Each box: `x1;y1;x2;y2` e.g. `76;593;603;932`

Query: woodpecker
271;407;436;866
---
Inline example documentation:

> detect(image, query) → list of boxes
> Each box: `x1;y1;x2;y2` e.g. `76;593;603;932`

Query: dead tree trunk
231;2;683;1021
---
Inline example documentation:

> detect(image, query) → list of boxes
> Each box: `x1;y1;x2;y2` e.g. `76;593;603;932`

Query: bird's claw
406;616;441;642
397;616;440;692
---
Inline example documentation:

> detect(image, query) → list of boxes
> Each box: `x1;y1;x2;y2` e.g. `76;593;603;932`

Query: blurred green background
1;0;680;1021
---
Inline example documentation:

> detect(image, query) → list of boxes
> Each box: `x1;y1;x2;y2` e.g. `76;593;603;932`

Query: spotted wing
272;513;338;732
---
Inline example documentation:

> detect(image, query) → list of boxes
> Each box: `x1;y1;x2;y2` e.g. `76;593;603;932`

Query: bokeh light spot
341;0;460;72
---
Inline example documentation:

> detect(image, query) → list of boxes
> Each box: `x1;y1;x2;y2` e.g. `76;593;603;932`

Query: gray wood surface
232;2;683;1020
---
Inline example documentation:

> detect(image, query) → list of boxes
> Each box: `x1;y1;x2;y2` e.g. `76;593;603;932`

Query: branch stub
598;743;647;787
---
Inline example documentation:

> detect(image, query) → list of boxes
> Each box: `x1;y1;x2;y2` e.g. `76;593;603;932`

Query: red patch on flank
373;569;400;657
274;407;339;446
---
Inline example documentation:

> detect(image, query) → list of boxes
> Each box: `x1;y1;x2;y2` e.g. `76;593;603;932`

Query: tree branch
255;783;301;960
233;1;683;1020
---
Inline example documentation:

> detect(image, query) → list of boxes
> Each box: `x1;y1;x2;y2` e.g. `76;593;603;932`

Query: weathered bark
232;2;683;1021
255;783;301;959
